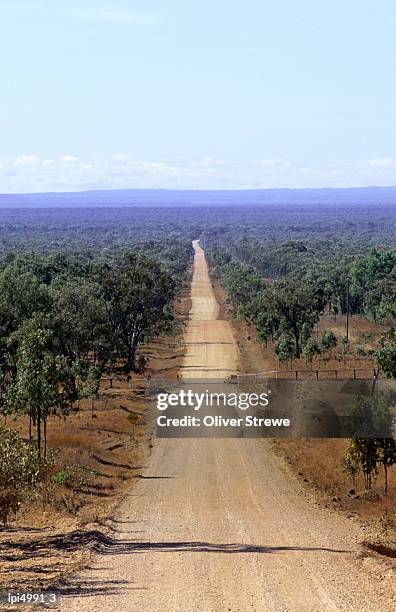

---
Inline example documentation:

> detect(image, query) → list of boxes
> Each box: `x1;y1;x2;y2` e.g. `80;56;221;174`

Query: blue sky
1;0;396;192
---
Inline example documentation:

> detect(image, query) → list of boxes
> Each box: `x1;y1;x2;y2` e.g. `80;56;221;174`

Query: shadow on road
137;475;174;479
0;529;351;561
0;529;352;599
96;540;351;555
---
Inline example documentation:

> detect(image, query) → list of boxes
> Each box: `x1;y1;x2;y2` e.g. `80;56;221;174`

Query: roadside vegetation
201;204;396;535
0;237;192;525
205;244;396;367
0;200;395;569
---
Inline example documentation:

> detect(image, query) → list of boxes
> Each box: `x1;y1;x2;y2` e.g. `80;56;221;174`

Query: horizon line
2;184;396;197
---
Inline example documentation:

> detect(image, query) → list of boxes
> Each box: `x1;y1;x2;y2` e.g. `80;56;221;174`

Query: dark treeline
199;203;396;368
1;203;395;258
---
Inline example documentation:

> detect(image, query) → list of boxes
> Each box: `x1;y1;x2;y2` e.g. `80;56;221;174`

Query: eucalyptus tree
7;321;65;456
262;279;326;358
98;252;175;372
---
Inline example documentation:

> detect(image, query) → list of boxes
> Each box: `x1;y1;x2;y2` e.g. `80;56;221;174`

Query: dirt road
182;240;239;378
61;241;394;612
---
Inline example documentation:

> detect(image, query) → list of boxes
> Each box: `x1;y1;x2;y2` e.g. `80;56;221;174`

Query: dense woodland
196;204;396;368
2;202;396;377
0;223;192;456
1;202;395;257
0;201;396;521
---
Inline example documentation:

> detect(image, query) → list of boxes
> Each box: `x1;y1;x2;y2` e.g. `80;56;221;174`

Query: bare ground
0;290;191;593
226;282;396;533
57;241;395;612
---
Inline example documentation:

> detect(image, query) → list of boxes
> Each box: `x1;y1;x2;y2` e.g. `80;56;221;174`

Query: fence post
316;370;319;380
295;370;298;380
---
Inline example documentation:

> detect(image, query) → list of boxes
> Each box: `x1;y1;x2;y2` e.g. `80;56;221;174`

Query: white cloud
254;159;291;173
76;6;162;25
363;157;396;170
111;153;129;161
13;155;41;166
59;155;79;163
256;158;290;168
1;154;396;193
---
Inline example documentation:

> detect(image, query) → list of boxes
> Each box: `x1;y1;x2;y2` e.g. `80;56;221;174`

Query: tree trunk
37;415;41;457
384;464;388;495
293;328;300;359
44;418;47;458
129;328;140;371
130;336;138;368
371;367;380;396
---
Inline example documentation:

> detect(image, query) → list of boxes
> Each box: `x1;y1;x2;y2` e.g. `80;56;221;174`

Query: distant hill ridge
0;187;396;208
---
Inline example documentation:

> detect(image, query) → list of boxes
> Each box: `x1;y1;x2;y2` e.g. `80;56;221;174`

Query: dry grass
231;295;396;539
0;286;191;590
272;438;396;536
225;286;386;377
0;393;146;590
235;321;380;377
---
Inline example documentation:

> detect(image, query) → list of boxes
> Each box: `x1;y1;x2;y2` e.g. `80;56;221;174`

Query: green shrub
52;468;70;486
0;425;52;525
321;330;338;352
302;337;321;365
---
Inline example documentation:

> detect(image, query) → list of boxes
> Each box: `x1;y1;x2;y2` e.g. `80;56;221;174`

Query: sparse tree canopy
6;321;63;456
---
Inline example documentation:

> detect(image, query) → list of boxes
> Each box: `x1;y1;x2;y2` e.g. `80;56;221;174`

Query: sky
1;0;396;193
